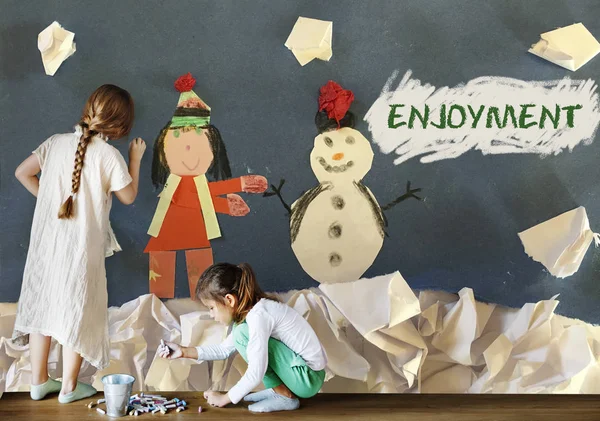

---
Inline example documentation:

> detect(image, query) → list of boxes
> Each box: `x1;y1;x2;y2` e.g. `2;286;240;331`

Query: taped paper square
285;17;332;66
528;23;600;71
518;206;599;278
38;21;76;76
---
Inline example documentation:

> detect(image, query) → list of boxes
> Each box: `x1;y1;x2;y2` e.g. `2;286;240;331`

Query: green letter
388;104;406;129
561;104;583;128
408;105;429;129
519;104;537;128
486;107;503;128
539;105;560;129
502;105;518;128
467;105;485;128
430;104;447;129
447;105;466;128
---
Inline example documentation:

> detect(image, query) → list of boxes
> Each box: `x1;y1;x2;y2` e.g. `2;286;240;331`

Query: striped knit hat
171;73;211;127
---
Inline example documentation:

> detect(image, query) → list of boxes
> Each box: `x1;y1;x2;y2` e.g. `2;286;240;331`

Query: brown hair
151;123;231;190
58;84;135;219
196;263;279;323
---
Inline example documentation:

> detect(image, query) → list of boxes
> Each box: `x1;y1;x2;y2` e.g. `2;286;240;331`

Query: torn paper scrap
430;288;496;366
284;17;332;66
518;206;599;278
319;271;427;389
528;23;600;71
319;271;420;337
38;21;76;76
105;221;122;258
286;289;370;382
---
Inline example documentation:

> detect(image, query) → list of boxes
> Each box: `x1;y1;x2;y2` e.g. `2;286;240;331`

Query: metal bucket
101;374;135;417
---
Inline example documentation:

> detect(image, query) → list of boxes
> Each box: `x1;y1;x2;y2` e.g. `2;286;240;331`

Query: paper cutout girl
145;73;267;299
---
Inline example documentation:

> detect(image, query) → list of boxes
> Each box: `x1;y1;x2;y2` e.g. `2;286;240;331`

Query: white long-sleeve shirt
195;298;327;404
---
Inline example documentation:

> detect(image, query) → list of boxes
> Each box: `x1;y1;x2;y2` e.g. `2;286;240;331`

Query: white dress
12;127;132;370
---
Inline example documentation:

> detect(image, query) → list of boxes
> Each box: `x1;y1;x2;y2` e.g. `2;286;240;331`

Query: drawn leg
149;251;176;298
185;248;214;300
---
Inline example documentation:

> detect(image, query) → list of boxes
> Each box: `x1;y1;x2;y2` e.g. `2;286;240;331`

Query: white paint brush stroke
365;70;600;165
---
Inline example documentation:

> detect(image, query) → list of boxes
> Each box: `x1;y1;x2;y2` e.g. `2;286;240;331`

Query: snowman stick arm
263;178;292;215
275;191;292;215
381;194;414;211
381;181;423;212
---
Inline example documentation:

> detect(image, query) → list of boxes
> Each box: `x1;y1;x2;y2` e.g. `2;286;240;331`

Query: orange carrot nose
332;153;344;161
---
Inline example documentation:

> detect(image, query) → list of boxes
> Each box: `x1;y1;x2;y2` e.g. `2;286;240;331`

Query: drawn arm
263;178;292;215
381;181;423;211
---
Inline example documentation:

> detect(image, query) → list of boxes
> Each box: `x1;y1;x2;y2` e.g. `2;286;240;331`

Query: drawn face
164;127;213;176
310;127;374;183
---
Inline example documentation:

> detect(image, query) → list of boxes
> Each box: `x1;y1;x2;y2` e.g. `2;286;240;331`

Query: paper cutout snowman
267;81;422;284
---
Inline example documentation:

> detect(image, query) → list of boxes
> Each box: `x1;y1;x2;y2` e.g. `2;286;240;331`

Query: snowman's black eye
345;136;355;145
323;137;333;147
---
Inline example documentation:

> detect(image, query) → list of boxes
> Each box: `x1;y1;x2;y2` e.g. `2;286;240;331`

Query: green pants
232;323;325;399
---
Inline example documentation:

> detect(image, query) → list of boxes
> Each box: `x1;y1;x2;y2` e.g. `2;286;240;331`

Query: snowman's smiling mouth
316;157;354;173
182;158;200;171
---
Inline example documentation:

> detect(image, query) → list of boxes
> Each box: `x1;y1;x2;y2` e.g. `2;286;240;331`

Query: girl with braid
12;85;146;403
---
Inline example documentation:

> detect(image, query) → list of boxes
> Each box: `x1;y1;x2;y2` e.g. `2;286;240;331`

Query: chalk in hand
159;339;171;357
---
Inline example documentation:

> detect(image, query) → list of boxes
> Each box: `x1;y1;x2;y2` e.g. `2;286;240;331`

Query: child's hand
241;175;268;194
158;341;183;359
203;391;231;407
129;137;146;162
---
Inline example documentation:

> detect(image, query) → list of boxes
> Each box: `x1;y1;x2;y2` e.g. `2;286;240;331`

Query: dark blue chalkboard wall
1;1;599;323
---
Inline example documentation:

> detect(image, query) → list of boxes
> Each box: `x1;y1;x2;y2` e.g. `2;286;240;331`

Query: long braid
57;122;96;219
56;84;135;219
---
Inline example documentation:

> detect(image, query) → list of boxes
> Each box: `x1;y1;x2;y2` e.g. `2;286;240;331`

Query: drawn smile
182;158;200;171
316;156;354;173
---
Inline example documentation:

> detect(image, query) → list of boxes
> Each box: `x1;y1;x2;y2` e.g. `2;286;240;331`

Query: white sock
30;378;62;400
243;388;277;402
248;395;300;413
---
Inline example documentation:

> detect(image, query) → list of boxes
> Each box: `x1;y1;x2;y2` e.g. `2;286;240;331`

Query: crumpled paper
320;271;427;390
284;16;333;66
518;206;599;278
38;21;76;76
2;277;600;396
528;23;600;71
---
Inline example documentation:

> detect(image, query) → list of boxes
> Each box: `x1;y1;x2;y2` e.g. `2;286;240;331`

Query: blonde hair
197;263;279;323
58;84;134;219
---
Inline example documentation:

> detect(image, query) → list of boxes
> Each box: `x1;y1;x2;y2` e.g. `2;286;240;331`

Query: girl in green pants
160;263;327;413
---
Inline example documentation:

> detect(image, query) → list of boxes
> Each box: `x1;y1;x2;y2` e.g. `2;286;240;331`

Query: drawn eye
173;130;180;138
345;136;355;145
324;137;333;147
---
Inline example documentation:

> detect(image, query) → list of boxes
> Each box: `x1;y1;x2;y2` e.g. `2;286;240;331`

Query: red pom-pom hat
318;80;354;127
171;73;211;126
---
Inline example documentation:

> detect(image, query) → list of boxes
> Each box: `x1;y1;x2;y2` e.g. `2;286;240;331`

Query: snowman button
331;195;345;210
329;253;342;267
328;222;342;239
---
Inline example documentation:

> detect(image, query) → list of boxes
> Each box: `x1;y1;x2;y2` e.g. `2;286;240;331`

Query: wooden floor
1;392;599;420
